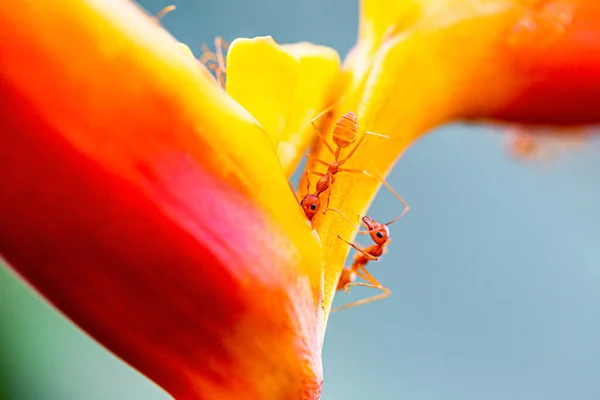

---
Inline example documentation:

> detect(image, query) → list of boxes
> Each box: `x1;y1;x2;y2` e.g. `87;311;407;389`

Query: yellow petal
277;43;341;176
226;36;299;147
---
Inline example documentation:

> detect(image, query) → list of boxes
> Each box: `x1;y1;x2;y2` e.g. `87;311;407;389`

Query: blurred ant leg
338;130;391;165
336;235;378;261
339;168;410;224
199;44;216;63
154;5;176;21
288;180;300;203
365;131;392;139
332;287;391;312
311;125;336;156
329;208;382;235
199;38;228;88
214;37;228;87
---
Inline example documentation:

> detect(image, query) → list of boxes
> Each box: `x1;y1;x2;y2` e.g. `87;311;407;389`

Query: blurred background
2;0;600;399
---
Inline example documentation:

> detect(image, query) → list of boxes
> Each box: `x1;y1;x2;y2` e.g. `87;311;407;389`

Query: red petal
490;0;600;125
0;1;323;398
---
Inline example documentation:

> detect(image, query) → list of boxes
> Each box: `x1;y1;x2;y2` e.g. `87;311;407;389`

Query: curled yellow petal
225;36;341;175
277;43;341;176
226;36;299;147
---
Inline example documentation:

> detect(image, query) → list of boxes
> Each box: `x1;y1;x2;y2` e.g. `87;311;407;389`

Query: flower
0;0;599;399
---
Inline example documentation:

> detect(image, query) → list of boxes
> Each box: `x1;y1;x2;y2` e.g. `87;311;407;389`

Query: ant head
300;194;320;220
362;216;390;245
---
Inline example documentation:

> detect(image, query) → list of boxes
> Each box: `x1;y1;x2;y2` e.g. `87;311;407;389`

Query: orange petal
481;0;600;125
0;1;324;399
353;0;600;126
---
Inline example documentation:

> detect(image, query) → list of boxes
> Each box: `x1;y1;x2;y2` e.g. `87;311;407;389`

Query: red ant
199;37;229;88
328;207;406;312
295;106;410;223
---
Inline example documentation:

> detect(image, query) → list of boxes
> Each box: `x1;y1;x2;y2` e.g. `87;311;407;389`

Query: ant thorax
327;160;341;174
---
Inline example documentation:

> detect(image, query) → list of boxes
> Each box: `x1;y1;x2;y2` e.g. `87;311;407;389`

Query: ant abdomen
332;111;358;149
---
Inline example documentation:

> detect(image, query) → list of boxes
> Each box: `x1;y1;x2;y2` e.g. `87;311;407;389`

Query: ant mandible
300;105;410;218
199;37;229;88
328;207;406;312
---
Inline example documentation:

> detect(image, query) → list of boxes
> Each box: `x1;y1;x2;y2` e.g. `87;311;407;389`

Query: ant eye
310;204;317;211
376;231;384;239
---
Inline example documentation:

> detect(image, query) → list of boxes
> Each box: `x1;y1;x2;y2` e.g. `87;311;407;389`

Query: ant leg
154;5;176;21
310;123;336;156
199;38;228;88
322;186;333;215
328;208;364;231
288;180;300;203
213;37;228;88
306;170;326;178
304;153;330;167
303;171;311;196
336;235;378;261
310;102;345;156
199;43;216;64
329;208;383;235
339;168;410;225
331;287;391;312
216;36;230;52
332;267;390;312
343;281;380;294
365;131;392;139
311;102;337;124
338;130;390;165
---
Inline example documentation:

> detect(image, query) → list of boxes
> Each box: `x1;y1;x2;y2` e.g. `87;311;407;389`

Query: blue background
2;1;600;399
